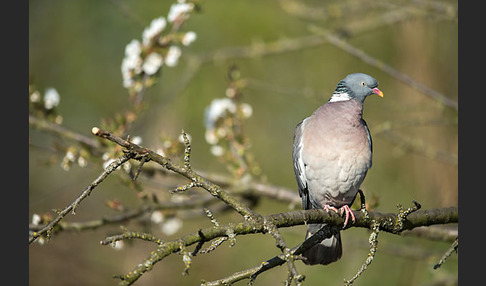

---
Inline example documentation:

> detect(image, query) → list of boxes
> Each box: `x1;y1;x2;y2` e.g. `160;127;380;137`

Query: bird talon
324;204;339;214
339;205;355;228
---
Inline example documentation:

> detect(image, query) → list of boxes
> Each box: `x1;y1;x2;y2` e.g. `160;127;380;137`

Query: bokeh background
29;0;458;285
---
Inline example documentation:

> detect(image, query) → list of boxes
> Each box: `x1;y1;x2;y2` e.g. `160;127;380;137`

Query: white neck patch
329;92;351;102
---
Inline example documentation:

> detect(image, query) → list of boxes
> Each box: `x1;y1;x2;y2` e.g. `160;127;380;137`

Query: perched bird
292;73;383;265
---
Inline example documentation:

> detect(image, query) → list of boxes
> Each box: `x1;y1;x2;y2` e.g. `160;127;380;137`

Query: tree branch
29;114;102;151
114;206;457;285
29;152;134;244
323;34;458;110
92;127;262;222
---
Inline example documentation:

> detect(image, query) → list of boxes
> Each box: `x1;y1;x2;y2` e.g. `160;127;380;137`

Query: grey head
330;73;384;103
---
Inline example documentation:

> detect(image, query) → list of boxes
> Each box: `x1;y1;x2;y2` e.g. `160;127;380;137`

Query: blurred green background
29;0;458;285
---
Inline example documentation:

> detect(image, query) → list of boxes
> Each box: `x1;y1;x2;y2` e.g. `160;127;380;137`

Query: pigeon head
330;73;384;103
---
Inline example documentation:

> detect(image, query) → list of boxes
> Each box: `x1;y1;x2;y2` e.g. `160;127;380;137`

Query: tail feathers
302;224;342;265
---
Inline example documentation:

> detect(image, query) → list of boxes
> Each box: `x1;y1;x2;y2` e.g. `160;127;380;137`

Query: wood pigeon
292;73;383;265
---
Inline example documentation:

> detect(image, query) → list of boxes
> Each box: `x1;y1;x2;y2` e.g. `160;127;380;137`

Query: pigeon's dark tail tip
302;231;342;265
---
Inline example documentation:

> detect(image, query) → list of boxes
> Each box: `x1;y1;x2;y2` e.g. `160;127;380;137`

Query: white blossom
167;3;194;23
181;31;197;46
142;17;167;45
205;129;218;145
240;103;253;118
121;40;143;88
150;211;165;224
124;39;141;58
122;76;133;89
210;145;224;157
37;237;46;246
121;56;142;88
131;136;143;145
30;91;41;102
161;217;183;236
121;53;142;74
32;214;41;226
204;98;236;129
122;40;142;74
77;156;88;168
225;87;236;98
142;52;163;75
44;88;60;110
164;46;182;67
54;115;63;124
65;150;76;162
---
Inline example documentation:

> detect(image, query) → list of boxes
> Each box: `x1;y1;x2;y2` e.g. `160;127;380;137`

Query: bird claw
324;204;339;214
323;204;355;228
339;205;355;228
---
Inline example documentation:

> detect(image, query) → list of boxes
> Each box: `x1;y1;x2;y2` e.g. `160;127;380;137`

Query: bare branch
29;152;133;244
344;222;380;285
433;237;458;270
100;230;164;246
29;114;101;150
92;127;262;222
324;34;458;110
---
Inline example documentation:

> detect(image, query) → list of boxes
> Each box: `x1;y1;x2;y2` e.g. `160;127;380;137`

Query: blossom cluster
202;65;263;179
204;84;256;179
30;213;53;245
150;211;183;236
29;85;63;124
61;146;89;171
204;98;252;157
121;0;197;94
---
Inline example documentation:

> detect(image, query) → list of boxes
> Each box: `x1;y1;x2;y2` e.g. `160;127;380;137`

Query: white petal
182;31;197;46
204;98;236;128
44;88;60;109
164;46;181;67
168;3;194;22
142;17;167;45
124;39;141;58
142;53;163;75
161;217;182;236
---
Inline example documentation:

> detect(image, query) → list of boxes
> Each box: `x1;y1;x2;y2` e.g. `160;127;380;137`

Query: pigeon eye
360;81;366;87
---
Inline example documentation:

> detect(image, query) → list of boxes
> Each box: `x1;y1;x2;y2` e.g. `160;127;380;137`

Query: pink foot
324;204;339;214
338;205;356;228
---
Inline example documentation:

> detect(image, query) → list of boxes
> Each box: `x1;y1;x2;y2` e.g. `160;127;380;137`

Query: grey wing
361;118;373;168
292;119;310;210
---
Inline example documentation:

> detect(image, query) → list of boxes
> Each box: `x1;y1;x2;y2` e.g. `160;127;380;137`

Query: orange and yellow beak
372;87;384;98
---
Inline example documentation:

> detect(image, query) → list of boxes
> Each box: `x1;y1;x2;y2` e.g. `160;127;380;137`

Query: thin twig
325;34;458;110
100;230;164;246
344;221;380;285
29;153;133;244
92;127;262;222
29;114;101;150
433;237;458;269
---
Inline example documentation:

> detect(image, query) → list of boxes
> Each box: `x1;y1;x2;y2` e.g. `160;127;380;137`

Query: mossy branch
115;206;457;285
